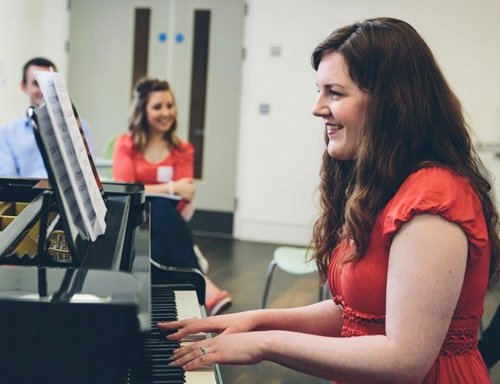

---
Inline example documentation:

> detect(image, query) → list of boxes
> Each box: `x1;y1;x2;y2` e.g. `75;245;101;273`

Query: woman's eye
329;90;343;98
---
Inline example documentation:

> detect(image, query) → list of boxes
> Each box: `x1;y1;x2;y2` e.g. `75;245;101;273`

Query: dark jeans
149;197;201;271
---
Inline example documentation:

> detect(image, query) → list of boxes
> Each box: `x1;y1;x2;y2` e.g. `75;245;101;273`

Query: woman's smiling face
146;90;177;135
312;51;369;161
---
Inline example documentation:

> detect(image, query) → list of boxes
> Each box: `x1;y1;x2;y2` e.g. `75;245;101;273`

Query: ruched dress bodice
328;167;491;383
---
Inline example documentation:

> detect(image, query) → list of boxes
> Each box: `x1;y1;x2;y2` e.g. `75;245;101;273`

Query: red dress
112;133;194;212
112;133;194;183
328;167;491;383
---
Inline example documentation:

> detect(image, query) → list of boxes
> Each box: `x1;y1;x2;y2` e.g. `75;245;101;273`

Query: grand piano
0;100;223;383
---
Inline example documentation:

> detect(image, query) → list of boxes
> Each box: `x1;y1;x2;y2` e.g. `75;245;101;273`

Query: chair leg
319;283;330;301
261;259;277;309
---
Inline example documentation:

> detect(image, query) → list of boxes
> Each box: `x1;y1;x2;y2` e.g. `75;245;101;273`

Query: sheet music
52;74;107;232
34;106;86;238
35;71;107;241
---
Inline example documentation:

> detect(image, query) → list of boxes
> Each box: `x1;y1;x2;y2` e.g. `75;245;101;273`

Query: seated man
0;57;93;178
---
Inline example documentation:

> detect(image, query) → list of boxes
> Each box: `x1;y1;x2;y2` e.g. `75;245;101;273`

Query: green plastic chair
261;246;329;308
94;136;117;181
103;136;117;160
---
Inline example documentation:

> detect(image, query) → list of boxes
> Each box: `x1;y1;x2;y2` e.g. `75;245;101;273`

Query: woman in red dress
113;78;232;315
159;18;499;382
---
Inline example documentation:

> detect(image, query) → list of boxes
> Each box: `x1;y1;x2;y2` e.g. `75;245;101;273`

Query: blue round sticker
175;33;184;43
158;32;167;43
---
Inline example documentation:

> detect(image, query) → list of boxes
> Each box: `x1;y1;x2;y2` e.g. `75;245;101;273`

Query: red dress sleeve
381;167;489;258
112;133;137;182
172;142;194;180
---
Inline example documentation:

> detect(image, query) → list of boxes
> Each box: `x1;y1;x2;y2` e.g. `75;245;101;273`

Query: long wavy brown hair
311;17;500;287
128;78;182;152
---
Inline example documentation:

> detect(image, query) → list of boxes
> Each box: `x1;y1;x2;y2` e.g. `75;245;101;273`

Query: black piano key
128;285;187;384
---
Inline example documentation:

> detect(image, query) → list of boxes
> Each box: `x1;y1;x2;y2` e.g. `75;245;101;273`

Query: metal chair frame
261;246;329;308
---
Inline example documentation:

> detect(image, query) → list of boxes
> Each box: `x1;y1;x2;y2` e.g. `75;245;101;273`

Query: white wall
234;0;500;245
1;0;499;246
0;0;69;121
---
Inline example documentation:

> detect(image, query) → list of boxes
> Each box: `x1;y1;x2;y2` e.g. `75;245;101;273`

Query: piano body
0;177;223;384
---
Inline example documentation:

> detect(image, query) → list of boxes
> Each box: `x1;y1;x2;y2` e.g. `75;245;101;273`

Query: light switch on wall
259;103;270;114
270;45;281;57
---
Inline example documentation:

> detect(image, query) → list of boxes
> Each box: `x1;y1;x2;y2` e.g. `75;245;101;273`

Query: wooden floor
194;234;500;384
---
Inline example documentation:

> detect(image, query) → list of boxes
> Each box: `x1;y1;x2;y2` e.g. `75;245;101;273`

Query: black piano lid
0;265;146;384
0;264;150;331
0;265;139;305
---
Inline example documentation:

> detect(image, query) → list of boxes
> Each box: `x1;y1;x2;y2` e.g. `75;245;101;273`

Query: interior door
68;0;244;229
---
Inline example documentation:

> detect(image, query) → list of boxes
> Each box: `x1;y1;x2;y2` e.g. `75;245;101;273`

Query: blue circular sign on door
175;33;184;43
158;32;167;43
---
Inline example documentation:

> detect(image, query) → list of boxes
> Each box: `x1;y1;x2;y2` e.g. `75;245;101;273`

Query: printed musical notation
35;71;106;241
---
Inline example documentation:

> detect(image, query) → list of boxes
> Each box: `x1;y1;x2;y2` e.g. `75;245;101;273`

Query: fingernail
168;361;178;367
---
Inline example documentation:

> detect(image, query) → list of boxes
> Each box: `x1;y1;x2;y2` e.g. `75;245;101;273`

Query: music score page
35;71;107;241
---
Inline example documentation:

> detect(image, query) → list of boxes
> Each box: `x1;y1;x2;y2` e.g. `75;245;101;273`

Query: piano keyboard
128;285;219;384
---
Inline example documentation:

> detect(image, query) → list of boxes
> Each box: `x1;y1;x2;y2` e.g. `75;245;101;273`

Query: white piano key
175;290;202;320
174;290;218;384
182;340;217;384
185;370;218;384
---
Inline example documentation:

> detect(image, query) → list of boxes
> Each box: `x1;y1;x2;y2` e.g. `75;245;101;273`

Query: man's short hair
22;57;57;84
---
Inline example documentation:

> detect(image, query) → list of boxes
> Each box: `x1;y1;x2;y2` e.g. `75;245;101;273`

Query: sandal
206;290;232;316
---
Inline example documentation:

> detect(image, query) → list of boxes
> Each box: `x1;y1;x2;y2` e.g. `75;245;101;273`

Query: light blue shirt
0;113;94;178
